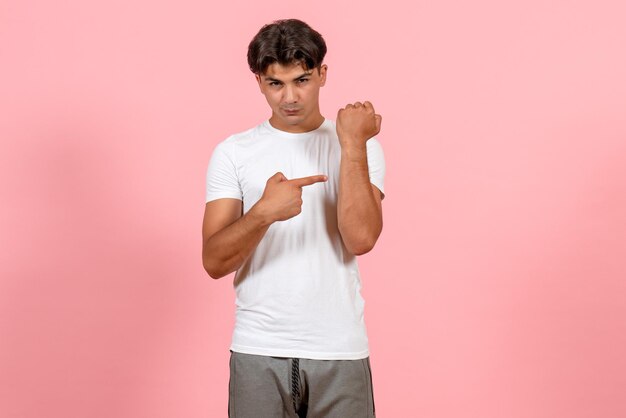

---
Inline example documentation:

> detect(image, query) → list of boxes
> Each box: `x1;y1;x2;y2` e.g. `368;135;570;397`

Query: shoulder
223;123;262;144
323;118;337;133
218;119;270;142
212;121;267;153
231;122;264;140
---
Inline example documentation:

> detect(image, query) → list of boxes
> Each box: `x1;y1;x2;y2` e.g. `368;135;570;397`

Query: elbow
206;269;224;280
345;234;379;256
202;242;229;279
340;224;382;256
202;257;226;280
349;241;376;256
205;267;225;280
339;216;382;256
203;264;221;280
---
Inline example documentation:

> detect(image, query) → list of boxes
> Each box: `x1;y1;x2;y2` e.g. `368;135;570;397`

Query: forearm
202;204;271;279
337;145;382;255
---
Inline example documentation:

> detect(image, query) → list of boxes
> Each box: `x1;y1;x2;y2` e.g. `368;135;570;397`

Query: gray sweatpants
228;351;376;418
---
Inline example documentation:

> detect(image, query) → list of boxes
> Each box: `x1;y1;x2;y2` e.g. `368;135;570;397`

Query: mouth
282;108;301;115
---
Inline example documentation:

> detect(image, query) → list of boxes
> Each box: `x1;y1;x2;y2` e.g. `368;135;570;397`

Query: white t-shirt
205;118;386;360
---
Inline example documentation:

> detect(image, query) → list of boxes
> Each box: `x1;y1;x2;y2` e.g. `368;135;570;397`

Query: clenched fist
336;101;382;149
254;172;327;223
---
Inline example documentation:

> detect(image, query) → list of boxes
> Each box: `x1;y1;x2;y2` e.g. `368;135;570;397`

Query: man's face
256;61;327;133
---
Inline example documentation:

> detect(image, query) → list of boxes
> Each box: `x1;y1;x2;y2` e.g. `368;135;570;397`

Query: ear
255;74;264;93
318;64;328;87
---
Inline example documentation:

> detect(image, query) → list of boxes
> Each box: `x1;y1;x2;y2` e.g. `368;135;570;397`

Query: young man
202;19;385;418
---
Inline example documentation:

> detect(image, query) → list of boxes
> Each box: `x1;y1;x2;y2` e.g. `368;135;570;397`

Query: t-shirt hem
230;343;370;360
205;193;243;203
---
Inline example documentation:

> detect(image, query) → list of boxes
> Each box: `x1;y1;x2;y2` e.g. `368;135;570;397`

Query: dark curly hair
247;19;327;75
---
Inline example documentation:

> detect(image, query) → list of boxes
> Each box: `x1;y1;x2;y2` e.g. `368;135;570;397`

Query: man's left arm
336;101;384;256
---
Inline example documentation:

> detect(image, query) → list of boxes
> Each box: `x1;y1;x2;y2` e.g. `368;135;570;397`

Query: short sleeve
366;137;386;199
205;140;243;203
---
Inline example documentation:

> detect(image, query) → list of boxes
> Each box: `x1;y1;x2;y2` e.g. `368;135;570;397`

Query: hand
254;172;328;223
336;101;382;148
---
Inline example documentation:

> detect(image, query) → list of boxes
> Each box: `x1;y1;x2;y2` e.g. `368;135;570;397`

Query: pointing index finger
289;175;328;187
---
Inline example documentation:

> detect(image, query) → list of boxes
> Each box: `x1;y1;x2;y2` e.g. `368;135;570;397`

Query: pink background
1;0;625;417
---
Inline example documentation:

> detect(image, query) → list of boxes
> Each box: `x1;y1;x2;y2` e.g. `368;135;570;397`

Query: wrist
338;133;367;147
248;201;274;227
341;144;367;161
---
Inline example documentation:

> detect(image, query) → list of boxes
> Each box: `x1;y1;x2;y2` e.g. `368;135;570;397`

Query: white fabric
205;118;385;360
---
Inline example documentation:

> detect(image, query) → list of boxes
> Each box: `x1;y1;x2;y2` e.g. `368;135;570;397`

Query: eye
296;78;309;84
269;81;282;87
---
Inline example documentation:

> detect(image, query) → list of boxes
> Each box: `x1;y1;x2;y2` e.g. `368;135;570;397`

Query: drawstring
291;358;301;413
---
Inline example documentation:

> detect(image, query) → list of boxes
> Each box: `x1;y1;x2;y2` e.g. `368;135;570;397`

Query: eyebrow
264;72;313;83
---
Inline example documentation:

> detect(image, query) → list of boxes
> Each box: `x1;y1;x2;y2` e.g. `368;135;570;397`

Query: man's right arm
202;172;328;280
201;198;271;280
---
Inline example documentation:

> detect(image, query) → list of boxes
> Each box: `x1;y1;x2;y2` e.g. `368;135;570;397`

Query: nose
283;84;297;104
